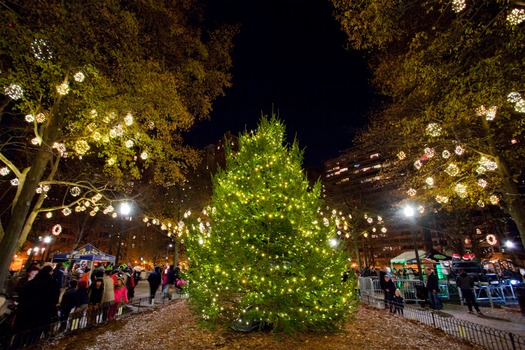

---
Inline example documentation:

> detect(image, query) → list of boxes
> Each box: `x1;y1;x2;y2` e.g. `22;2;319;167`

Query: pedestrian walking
147;266;162;302
456;269;482;315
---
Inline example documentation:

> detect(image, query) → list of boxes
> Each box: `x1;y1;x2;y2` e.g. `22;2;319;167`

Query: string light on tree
0;167;10;176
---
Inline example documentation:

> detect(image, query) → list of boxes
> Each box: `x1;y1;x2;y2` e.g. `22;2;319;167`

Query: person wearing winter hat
87;277;104;325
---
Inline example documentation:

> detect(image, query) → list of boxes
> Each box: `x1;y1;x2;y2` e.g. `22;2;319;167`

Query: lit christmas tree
185;116;357;332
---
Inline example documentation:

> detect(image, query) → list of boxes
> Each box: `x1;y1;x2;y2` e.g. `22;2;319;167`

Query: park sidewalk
435;302;525;337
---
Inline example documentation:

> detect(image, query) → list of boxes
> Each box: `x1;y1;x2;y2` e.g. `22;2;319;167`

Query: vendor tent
390;250;426;264
52;243;116;264
421;249;452;261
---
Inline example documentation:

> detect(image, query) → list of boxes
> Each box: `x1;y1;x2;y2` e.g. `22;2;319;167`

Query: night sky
186;0;374;168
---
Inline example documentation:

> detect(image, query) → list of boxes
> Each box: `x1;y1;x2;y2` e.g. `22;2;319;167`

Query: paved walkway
435;302;525;337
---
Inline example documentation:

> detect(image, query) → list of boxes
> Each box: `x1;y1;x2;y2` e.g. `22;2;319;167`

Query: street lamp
404;205;424;281
43;235;52;262
115;201;132;268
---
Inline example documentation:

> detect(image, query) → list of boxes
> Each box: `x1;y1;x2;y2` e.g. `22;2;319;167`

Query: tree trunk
0;145;54;291
0;101;61;292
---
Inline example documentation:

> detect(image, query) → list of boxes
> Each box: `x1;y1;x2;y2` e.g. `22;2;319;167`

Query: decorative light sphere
31;39;53;60
507;8;525;25
25;114;35;123
508;92;522;104
46;212;53;218
4;84;23;100
407;188;417;197
62;208;72;216
124;113;134;126
426;123;442;137
455;146;465;155
74;72;85;82
445;163;459;176
454;183;468;198
70;186;81;197
56;83;70;95
1;167;11;176
35;113;46;123
140;151;148;160
10;178;19;186
452;0;466;13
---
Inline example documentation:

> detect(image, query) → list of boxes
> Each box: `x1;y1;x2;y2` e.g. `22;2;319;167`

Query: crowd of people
3;260;145;347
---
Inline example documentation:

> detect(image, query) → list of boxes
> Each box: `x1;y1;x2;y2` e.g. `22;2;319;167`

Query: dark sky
186;0;373;168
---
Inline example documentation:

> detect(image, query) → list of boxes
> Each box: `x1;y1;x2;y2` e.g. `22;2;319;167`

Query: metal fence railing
0;291;183;350
360;289;525;350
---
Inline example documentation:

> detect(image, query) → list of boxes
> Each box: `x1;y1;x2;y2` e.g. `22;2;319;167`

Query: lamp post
115;202;132;268
404;205;424;281
43;235;52;262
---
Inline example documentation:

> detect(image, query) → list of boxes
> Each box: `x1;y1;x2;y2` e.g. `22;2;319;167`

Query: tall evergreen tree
184;116;357;332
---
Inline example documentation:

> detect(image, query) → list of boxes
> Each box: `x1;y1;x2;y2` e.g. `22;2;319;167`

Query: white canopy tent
390;250;426;265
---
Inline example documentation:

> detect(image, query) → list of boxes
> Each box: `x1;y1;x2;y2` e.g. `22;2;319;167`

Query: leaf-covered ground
39;300;481;350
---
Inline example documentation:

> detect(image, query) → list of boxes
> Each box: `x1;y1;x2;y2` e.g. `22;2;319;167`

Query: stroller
415;284;429;308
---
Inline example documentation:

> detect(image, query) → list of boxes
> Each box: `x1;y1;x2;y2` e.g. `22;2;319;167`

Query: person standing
147;266;162;302
113;276;129;316
59;279;79;331
13;265;60;346
102;270;116;320
87;277;105;325
392;289;405;315
456;269;482;315
382;274;396;312
426;267;442;310
52;262;67;289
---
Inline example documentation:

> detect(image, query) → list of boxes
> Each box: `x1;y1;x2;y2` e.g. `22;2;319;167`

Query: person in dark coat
426;268;442;310
382;274;396;312
13;265;60;346
456;269;482;315
59;279;79;331
392;289;405;315
147;266;162;302
87;277;104;325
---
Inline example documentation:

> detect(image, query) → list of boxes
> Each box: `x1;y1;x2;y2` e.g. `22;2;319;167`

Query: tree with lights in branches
332;0;525;252
184;116;357;332
0;0;237;291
